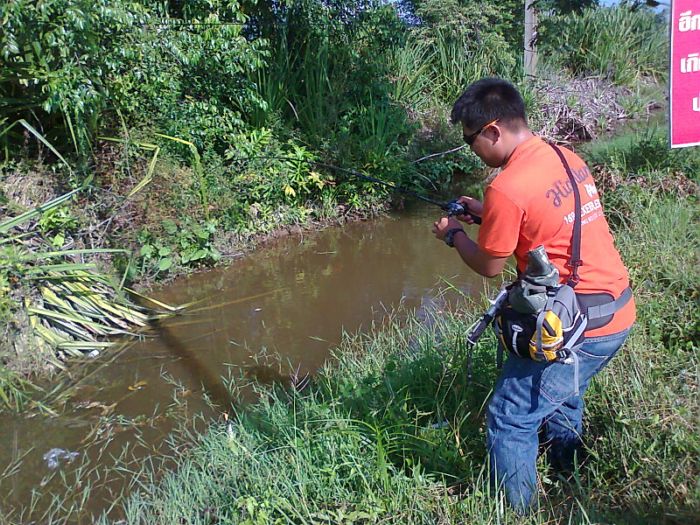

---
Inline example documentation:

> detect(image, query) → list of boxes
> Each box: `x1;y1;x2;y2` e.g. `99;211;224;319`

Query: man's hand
455;196;483;225
432;212;508;278
432;216;463;241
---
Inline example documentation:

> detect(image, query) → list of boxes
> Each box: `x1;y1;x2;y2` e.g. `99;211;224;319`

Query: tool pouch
495;283;587;363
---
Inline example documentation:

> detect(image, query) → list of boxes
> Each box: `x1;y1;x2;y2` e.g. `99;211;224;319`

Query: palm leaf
0;188;83;234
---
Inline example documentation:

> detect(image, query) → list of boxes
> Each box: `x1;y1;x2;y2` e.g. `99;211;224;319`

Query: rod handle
445;200;482;225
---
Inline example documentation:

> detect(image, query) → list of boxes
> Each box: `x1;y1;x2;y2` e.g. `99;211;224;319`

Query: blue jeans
486;328;631;513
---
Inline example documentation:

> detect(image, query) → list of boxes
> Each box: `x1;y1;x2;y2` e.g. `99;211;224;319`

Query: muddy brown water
0;204;488;523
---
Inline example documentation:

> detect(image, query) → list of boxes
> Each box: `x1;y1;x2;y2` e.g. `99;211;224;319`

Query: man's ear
484;123;501;144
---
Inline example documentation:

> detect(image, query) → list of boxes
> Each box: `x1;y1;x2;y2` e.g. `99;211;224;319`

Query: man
432;77;635;512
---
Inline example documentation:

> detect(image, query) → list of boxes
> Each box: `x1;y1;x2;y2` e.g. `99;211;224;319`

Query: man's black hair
450;78;527;130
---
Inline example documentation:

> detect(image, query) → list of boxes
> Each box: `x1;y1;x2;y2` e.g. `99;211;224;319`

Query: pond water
0;204;489;523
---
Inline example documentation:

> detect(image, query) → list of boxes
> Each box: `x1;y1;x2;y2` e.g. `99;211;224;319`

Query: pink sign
670;0;700;148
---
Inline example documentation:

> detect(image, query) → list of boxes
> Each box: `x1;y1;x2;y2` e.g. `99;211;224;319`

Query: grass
92;131;699;524
0;366;43;412
581;192;698;521
582;125;700;180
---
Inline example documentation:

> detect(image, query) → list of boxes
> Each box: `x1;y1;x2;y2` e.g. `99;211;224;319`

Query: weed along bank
1;1;698;522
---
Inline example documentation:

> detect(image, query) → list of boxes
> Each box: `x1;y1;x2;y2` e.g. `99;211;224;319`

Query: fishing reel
443;200;482;224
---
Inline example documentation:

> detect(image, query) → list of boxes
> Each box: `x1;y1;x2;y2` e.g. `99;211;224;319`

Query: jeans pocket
539;361;577;404
575;346;611;360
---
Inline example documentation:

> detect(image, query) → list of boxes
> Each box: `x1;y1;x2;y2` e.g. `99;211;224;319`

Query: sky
600;0;667;9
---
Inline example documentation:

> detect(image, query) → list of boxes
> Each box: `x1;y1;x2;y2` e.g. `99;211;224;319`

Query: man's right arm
451;231;508;278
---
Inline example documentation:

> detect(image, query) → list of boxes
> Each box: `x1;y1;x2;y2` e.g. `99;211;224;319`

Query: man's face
462;121;504;168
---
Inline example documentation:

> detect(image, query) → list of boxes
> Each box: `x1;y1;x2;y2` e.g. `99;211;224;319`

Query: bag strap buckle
566;259;582;287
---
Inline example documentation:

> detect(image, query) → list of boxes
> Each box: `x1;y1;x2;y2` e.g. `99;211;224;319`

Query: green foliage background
0;0;670;279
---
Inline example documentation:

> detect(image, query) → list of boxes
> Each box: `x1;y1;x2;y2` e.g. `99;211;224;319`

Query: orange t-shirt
477;136;635;337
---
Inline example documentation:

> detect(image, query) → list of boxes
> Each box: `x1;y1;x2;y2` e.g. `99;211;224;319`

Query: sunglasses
463;119;499;146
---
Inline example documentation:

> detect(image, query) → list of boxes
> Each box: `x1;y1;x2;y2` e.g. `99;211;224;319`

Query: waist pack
495;283;587;363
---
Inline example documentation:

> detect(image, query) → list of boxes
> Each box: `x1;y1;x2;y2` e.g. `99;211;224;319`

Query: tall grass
245;25;356;142
246;31;411;182
387;40;435;112
582;125;700;179
540;6;667;86
584;196;698;520
388;28;518;110
428;28;518;105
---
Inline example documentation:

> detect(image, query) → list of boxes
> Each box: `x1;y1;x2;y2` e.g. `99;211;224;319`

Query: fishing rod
227;146;481;224
463;287;509;384
233;153;482;224
310;160;481;224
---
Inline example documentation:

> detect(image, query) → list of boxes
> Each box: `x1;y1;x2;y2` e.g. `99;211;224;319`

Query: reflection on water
0;204;487;522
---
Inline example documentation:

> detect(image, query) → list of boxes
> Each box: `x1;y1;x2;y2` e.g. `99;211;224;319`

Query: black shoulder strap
549;143;582;287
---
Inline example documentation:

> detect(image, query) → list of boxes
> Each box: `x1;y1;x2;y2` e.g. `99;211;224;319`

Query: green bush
225;130;320;203
0;0;150;155
0;0;268;158
137;218;221;277
37;205;78;248
112;2;269;154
